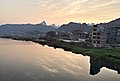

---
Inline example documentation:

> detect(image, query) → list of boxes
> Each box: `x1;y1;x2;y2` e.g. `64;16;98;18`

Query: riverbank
1;36;120;62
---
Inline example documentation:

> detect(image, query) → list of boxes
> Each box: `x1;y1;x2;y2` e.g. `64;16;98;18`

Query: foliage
46;31;57;37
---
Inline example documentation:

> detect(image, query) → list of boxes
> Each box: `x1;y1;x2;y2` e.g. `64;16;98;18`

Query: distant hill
57;22;92;33
0;22;56;38
57;18;120;33
0;18;120;38
100;18;120;27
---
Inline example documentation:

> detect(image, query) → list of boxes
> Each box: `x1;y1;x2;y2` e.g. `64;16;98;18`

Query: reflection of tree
90;57;120;75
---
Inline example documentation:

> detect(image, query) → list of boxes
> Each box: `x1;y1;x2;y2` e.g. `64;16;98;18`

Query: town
0;18;120;62
0;18;120;48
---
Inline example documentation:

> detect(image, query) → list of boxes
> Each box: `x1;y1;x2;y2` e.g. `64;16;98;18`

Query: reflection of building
107;27;120;45
90;57;120;75
91;25;107;47
70;29;88;42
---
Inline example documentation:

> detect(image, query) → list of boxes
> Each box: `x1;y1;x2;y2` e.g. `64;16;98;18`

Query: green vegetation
46;31;57;37
86;48;120;60
45;39;120;61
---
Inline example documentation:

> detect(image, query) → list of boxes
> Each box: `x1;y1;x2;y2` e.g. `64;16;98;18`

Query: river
0;38;120;81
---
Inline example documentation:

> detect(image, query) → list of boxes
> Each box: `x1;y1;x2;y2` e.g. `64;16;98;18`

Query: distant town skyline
0;0;120;25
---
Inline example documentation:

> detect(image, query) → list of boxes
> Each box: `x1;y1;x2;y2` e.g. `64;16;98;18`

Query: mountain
0;23;56;38
0;18;119;38
57;18;120;33
100;18;120;27
49;24;59;28
40;21;47;25
57;22;92;33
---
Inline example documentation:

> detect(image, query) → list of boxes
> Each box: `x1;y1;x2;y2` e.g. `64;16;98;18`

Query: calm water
0;38;120;81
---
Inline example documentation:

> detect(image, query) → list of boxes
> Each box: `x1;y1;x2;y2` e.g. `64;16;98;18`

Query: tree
46;31;57;37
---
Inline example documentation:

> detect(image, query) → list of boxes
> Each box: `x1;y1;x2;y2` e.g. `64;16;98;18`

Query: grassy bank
46;40;120;59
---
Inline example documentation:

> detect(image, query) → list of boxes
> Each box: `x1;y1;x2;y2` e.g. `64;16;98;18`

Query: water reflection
90;57;120;75
0;38;120;81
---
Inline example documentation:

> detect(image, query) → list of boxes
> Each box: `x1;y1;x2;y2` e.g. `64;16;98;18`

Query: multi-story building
70;29;88;42
91;25;107;47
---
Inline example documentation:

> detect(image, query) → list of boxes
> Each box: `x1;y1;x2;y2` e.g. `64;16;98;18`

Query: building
57;31;71;40
107;27;120;45
91;25;107;47
70;29;88;42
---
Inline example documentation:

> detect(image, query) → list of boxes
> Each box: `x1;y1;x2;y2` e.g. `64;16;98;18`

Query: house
57;31;71;40
70;29;88;42
91;25;107;47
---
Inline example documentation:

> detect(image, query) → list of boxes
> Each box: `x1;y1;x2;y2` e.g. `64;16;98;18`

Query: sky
0;0;120;25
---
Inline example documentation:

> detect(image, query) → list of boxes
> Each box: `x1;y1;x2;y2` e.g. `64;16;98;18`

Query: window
97;37;100;39
93;33;97;35
97;33;101;35
93;25;97;27
93;41;96;43
93;29;97;31
93;36;96;39
97;41;100;44
107;33;110;35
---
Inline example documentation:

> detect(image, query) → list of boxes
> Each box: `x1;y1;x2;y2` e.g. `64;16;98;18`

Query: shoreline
0;36;120;62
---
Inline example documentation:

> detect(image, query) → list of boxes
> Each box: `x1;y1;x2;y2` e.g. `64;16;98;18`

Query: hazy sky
0;0;120;25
